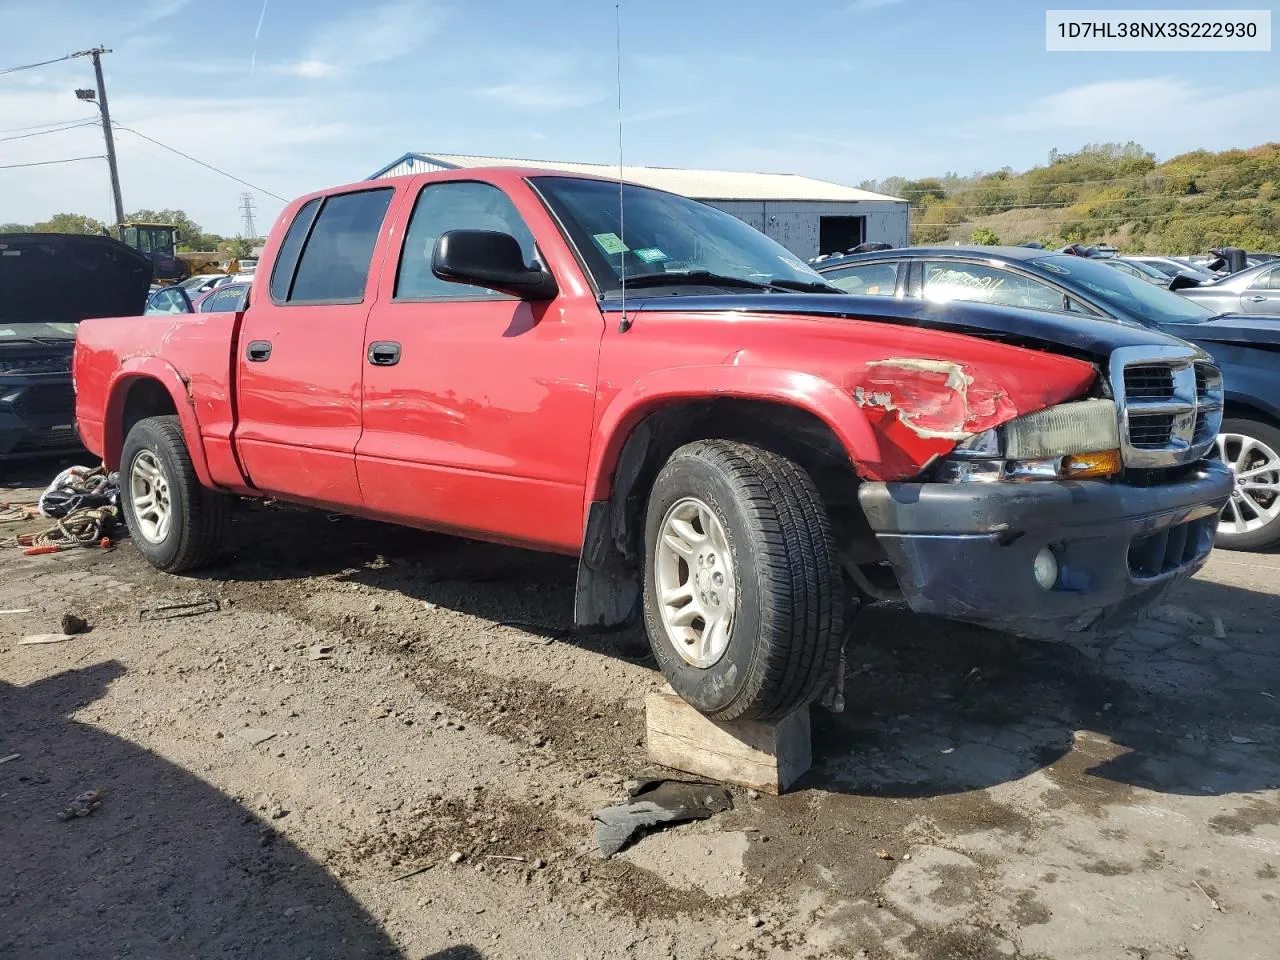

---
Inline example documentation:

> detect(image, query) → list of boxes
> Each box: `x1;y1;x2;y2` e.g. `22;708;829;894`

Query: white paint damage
855;357;978;441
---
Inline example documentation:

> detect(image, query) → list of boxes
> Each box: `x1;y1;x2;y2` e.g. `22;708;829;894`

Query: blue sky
1;0;1275;234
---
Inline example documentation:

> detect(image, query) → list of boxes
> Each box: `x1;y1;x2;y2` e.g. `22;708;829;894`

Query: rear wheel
1215;417;1280;551
641;440;847;721
121;415;228;572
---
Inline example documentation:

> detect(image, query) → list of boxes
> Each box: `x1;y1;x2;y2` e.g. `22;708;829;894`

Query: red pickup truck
74;167;1233;721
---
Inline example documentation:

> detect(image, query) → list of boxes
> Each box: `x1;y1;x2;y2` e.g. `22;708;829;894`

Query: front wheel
1215;417;1280;551
120;415;228;572
641;440;847;722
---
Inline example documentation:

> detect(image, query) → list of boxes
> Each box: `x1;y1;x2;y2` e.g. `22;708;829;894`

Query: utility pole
72;47;124;234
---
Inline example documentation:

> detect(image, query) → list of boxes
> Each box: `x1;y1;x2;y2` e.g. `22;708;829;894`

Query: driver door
357;178;602;552
1241;266;1280;315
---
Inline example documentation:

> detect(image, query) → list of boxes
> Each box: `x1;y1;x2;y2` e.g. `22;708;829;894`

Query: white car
178;273;234;296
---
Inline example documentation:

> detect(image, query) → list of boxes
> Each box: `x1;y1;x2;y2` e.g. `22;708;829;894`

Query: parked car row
145;278;251;315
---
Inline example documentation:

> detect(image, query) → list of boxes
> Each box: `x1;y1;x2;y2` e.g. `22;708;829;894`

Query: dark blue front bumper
858;461;1233;639
0;374;82;460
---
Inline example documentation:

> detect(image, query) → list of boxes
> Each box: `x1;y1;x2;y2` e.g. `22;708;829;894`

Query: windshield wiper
766;278;843;294
621;270;774;292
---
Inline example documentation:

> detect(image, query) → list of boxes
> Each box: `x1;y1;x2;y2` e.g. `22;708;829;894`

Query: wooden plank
645;690;811;796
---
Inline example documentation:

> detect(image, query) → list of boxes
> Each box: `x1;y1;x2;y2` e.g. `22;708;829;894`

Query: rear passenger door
233;187;394;509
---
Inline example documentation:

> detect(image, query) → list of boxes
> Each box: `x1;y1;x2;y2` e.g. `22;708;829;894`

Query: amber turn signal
1063;449;1123;479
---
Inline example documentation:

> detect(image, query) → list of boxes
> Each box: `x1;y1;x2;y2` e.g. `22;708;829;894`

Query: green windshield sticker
593;232;629;255
634;247;668;263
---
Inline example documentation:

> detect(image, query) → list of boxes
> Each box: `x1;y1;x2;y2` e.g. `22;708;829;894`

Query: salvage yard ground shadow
0;662;403;959
203;501;642;655
209;501;1278;802
810;577;1280;802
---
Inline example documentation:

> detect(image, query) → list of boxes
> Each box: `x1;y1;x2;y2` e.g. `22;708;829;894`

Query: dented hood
0;233;152;328
612;293;1197;361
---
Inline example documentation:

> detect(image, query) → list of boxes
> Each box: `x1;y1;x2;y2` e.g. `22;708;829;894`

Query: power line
112;125;287;201
0;115;99;136
914;206;1275;227
0;119;99;144
0;52;76;76
0;155;105;170
920;187;1265;213
890;174;1165;195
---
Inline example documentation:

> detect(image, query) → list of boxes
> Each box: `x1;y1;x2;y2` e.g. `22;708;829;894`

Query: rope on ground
0;506;120;552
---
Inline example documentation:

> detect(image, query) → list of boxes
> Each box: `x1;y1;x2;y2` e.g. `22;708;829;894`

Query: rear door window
269;198;321;302
1248;267;1280;290
201;285;248;313
284;189;394;304
922;261;1067;313
823;261;900;296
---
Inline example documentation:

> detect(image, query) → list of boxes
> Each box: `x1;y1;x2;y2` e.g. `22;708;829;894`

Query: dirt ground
2;461;1278;960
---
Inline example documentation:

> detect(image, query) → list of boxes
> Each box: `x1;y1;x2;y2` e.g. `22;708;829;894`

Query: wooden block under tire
644;690;811;795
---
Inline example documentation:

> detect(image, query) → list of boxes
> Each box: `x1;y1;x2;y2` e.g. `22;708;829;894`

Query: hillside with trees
861;141;1280;253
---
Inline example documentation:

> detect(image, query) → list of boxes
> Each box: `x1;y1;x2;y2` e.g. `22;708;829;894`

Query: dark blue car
811;246;1280;550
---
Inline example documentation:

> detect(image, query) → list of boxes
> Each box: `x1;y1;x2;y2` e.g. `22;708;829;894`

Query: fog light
1033;547;1059;590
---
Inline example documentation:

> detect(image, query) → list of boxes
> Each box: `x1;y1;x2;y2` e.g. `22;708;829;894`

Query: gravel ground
2;465;1278;960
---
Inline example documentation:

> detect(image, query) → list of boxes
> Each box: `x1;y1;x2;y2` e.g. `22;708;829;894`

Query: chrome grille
1109;346;1223;468
1124;365;1174;399
1129;414;1175;448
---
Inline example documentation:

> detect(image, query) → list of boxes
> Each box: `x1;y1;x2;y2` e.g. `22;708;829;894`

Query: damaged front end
854;344;1233;640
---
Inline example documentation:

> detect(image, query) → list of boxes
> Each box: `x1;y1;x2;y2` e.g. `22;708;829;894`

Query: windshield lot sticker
634;247;668;263
593;233;630;255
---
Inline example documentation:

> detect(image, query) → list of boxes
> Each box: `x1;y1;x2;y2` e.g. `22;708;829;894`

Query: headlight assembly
939;398;1123;482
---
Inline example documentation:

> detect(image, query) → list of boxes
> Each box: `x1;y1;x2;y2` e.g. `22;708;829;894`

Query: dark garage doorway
819;216;866;255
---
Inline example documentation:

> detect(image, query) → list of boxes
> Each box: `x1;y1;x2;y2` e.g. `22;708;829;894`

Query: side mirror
432;230;557;301
1168;273;1201;291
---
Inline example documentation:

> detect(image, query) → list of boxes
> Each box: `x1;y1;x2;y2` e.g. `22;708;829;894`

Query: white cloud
273;59;339;79
0;83;359;232
274;0;438;78
476;82;606;113
984;76;1280;148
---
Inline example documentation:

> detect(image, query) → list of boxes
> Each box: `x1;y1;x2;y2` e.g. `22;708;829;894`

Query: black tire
1215;417;1280;552
120;415;228;573
641;440;847;721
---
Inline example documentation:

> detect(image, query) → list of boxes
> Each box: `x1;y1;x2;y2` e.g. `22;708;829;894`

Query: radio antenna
615;1;631;332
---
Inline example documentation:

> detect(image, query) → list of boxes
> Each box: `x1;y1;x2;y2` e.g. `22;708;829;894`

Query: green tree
0;222;32;233
969;226;1001;245
220;236;258;259
33;213;106;234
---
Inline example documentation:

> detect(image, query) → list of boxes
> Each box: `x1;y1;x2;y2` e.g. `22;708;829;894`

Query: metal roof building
368;152;908;260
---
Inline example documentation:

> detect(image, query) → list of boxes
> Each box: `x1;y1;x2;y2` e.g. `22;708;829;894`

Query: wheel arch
103;360;214;488
575;377;874;630
1223;396;1280;430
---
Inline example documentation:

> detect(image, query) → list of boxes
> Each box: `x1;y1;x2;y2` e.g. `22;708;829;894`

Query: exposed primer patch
855;357;982;441
865;357;974;393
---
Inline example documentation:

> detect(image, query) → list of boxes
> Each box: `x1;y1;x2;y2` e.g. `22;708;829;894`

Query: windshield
1113;259;1167;281
532;176;830;296
179;274;222;292
1036;255;1214;324
0;321;78;341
